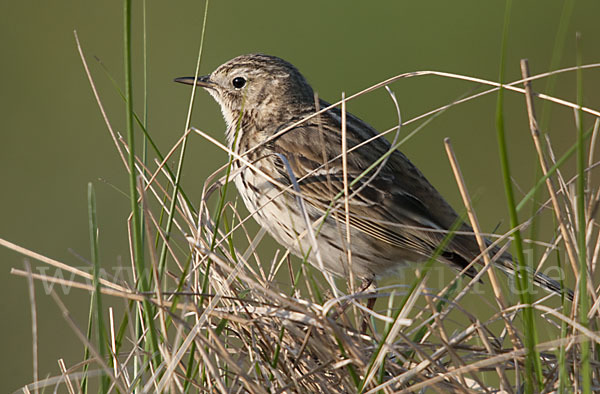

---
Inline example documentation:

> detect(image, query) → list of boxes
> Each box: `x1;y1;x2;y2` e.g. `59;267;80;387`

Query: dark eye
232;77;246;89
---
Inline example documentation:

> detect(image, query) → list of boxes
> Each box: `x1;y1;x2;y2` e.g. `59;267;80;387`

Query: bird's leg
359;278;377;334
329;277;378;333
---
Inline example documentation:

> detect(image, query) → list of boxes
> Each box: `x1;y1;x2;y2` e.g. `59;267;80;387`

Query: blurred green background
1;0;599;391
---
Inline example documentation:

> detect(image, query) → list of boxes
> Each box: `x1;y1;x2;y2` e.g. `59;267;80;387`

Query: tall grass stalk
496;0;542;391
576;32;591;394
87;183;109;392
123;0;160;382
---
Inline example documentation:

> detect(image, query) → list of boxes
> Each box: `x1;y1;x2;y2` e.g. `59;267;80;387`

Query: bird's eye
232;77;246;89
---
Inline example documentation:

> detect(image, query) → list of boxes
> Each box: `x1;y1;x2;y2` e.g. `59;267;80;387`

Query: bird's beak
174;75;215;89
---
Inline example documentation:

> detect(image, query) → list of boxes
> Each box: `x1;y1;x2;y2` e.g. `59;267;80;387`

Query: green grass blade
576;32;591;394
157;0;210;282
80;287;95;394
496;1;542;391
87;183;110;392
123;0;160;380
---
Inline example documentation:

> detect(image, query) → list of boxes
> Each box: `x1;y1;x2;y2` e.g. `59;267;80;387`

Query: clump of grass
5;3;600;393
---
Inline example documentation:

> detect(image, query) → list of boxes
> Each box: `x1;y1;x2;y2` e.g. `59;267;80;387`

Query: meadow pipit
176;53;571;300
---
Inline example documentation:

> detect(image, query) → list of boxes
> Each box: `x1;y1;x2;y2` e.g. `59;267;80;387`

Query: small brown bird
176;53;571;300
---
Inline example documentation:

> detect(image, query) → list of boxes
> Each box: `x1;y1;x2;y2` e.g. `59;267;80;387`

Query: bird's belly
233;169;403;279
234;170;305;252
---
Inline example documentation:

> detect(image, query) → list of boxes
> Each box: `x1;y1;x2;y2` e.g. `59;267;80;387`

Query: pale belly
233;166;403;280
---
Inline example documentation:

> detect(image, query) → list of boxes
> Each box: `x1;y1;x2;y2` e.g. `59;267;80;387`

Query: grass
496;2;543;390
4;2;600;393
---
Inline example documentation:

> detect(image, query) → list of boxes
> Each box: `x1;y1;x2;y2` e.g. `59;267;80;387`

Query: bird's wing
262;111;572;297
267;119;479;275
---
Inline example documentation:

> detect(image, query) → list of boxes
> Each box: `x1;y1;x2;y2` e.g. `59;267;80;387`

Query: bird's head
175;54;315;130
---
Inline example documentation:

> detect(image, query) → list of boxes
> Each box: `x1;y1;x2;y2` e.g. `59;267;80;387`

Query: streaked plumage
176;53;571;300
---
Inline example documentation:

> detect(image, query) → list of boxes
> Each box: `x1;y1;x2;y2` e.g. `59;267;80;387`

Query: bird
175;53;572;302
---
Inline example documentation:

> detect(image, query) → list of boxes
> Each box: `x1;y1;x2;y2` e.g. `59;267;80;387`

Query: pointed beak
173;75;215;89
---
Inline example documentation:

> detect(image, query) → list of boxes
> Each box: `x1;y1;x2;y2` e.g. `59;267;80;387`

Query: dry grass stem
8;55;600;392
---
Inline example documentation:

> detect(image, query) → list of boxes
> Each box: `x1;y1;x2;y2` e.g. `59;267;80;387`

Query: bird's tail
494;257;573;302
